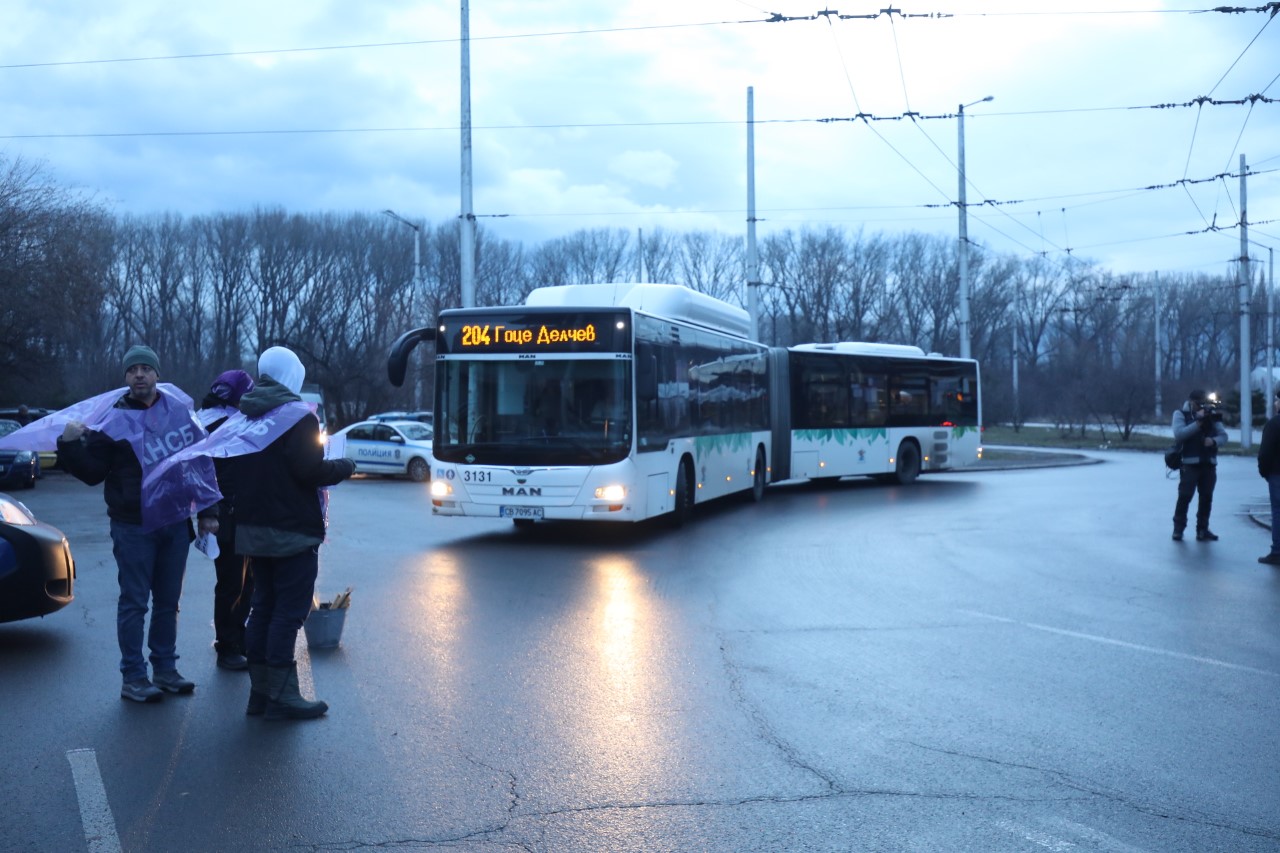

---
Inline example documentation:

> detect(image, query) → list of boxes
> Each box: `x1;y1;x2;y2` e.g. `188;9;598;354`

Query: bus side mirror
387;326;437;387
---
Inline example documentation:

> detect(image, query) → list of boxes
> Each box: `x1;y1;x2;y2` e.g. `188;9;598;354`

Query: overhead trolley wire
3;4;1276;71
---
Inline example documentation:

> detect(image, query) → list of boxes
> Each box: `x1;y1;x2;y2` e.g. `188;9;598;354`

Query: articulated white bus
414;283;770;524
767;342;982;486
386;284;981;525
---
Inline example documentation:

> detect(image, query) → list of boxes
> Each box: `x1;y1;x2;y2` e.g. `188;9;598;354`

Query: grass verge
983;424;1254;457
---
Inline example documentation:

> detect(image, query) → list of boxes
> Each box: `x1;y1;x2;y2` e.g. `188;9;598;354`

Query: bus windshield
435;357;632;466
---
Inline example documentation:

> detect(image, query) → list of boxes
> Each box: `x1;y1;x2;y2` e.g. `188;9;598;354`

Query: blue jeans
244;548;319;667
109;519;190;682
1268;474;1280;554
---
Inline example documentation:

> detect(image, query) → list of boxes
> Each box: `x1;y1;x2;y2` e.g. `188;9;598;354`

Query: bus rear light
594;484;626;501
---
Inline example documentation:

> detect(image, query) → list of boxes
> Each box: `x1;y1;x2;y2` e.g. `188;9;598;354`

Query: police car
330;419;433;482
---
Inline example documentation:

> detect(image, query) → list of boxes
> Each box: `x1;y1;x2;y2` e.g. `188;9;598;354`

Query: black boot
246;663;268;716
1172;527;1184;541
264;663;328;721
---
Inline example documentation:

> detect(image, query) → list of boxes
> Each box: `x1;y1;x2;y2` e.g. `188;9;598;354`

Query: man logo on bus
858;449;866;462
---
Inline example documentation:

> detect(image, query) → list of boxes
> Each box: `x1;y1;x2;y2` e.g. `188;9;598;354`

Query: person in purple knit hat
198;369;256;670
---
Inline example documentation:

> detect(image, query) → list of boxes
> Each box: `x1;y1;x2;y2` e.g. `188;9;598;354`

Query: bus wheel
670;459;695;527
408;457;430;482
893;440;921;485
748;447;767;502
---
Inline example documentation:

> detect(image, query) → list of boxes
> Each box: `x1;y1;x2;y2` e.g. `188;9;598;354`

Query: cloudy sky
2;1;1277;277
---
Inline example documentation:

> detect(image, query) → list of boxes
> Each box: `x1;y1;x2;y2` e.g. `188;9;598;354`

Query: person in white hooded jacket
233;346;355;721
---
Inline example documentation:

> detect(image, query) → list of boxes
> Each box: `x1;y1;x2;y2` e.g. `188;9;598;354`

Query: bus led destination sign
441;310;630;355
461;322;598;348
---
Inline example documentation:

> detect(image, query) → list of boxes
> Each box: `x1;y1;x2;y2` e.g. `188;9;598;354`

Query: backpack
1164;443;1182;471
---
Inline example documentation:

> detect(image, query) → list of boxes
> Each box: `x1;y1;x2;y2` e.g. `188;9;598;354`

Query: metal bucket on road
303;603;347;649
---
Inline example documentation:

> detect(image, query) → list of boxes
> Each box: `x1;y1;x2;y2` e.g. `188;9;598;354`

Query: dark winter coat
1259;415;1280;478
232;378;354;557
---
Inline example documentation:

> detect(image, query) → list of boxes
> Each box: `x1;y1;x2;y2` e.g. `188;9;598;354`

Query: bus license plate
501;506;543;520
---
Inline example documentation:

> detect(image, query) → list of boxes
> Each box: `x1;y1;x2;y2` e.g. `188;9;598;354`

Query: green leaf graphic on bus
794;428;889;445
694;432;754;455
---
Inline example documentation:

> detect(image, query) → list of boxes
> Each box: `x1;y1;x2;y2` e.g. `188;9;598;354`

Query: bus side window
636;353;657;402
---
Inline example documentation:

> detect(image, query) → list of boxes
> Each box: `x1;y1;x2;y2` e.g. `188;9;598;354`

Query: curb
968;445;1101;472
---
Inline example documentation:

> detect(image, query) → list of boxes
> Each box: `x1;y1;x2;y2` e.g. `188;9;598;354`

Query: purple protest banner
0;383;194;452
4;384;219;531
143;401;313;488
94;390;223;531
0;383;219;531
196;404;238;429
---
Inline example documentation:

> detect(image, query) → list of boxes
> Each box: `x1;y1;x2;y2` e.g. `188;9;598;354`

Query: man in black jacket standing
58;345;220;703
1257;394;1280;564
234;346;355;721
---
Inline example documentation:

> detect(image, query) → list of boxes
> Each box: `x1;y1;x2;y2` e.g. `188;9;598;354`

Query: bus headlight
594;484;626;501
430;480;453;498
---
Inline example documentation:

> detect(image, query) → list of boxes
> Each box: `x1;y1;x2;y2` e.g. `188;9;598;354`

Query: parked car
0;420;38;489
331;419;433;482
369;410;433;426
0;408;55;472
0;493;75;623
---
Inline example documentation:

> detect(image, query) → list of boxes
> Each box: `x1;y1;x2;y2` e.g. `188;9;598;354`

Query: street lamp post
383;209;425;408
957;95;993;361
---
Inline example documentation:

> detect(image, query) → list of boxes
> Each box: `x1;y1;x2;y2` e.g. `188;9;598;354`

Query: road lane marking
994;819;1074;851
960;610;1280;678
66;748;122;853
994;817;1151;852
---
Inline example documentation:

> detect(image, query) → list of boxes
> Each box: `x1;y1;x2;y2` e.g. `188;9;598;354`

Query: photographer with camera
1171;389;1229;541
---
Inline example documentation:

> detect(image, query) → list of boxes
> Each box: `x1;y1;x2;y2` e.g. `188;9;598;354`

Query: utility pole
1011;279;1020;427
383;210;425;408
745;86;761;342
1154;274;1163;422
1269;246;1276;416
957;96;992;360
459;0;476;308
1239;154;1252;447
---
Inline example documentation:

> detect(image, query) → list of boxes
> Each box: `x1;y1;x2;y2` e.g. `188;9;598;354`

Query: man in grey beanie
58;344;220;703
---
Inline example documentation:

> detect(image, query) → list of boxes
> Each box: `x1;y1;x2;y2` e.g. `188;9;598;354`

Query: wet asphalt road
2;453;1279;852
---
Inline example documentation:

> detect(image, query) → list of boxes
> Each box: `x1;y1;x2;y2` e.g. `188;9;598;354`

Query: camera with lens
1198;394;1224;424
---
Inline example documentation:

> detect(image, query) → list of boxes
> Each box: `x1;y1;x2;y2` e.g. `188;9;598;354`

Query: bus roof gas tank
526;284;751;340
792;342;931;359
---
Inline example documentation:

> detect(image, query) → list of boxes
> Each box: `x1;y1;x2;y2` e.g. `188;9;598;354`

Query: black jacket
203;408;243;543
57;392;217;526
1259;415;1280;478
232;379;354;551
